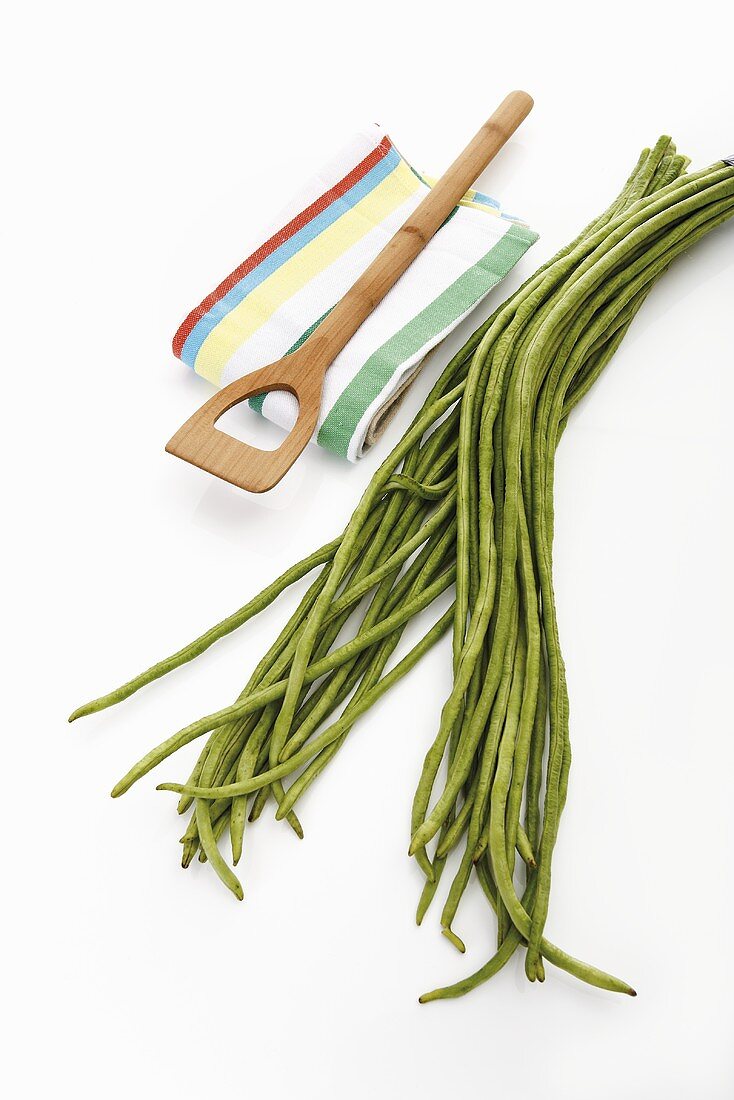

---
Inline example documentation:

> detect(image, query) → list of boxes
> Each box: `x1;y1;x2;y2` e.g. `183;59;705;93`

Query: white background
4;2;733;1096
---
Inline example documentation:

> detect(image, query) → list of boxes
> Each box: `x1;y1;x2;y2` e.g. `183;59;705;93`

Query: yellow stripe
194;159;422;384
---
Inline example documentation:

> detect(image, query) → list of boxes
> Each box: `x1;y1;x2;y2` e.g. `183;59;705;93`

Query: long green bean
70;142;734;1002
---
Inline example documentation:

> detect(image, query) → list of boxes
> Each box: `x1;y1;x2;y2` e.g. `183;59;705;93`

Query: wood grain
166;91;533;492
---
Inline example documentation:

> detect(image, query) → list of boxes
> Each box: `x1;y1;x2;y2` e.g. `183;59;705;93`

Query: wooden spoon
166;90;533;492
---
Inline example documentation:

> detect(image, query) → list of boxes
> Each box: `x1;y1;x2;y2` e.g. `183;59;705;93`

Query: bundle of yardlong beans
72;138;734;1001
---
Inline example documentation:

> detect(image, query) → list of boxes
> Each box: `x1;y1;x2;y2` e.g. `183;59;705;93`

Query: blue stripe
182;145;403;367
470;190;523;223
471;189;501;210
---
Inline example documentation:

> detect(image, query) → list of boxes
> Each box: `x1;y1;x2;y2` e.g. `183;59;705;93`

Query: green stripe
316;223;538;457
248;307;335;414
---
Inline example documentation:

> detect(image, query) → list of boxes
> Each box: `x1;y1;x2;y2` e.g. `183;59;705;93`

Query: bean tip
408;826;431;857
418;991;440;1004
441;927;466;954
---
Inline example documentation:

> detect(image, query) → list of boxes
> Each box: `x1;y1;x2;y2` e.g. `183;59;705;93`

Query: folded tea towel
173;125;537;461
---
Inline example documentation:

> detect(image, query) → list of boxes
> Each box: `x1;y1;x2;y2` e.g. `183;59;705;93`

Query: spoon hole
215;391;299;452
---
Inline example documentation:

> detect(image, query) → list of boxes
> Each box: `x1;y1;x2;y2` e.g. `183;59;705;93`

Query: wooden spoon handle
307;90;534;369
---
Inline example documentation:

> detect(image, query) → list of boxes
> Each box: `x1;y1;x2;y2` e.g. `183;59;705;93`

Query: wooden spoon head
166;350;324;493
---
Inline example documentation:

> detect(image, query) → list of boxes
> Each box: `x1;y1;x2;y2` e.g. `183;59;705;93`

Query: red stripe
172;135;393;359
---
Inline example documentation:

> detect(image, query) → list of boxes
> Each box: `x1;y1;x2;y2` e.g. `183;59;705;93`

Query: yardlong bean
71;141;734;1001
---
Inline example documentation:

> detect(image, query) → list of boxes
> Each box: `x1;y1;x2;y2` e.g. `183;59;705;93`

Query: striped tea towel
173;125;538;461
